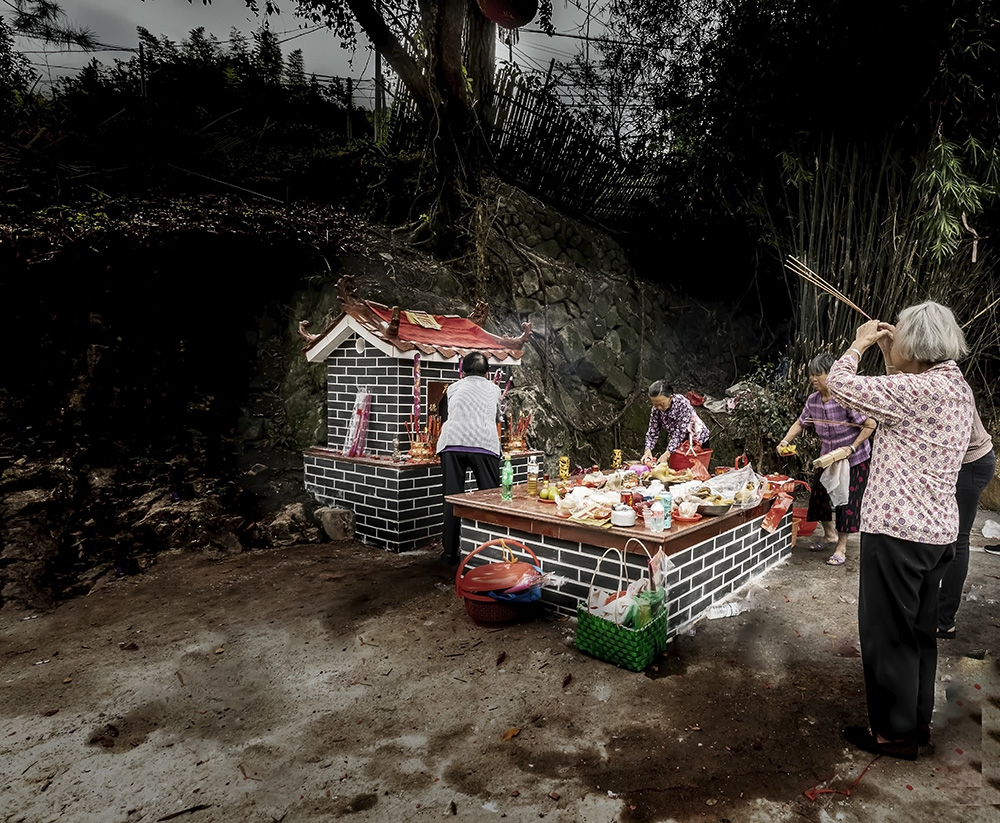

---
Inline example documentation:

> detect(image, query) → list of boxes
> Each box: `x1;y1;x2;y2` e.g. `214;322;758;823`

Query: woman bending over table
641;382;710;467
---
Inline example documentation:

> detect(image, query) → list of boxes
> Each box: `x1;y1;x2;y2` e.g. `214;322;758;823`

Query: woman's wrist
847;346;863;360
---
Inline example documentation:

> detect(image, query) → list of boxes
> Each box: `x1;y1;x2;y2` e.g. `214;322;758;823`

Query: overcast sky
12;0;595;107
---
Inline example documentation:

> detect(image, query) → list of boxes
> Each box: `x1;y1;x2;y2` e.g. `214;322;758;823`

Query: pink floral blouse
826;355;974;545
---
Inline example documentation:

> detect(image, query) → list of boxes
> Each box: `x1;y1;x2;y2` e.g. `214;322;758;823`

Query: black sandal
842;725;918;760
937;625;956;639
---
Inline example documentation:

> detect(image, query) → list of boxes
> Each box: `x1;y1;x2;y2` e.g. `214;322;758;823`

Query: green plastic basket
576;605;667;671
575;543;668;671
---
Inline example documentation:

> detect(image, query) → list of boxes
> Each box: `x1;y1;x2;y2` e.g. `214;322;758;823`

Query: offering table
448;485;792;637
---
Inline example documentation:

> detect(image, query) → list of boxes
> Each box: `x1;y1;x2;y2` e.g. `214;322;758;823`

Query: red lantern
476;0;538;29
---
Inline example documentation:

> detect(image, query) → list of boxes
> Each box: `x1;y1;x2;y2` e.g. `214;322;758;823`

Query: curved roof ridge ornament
469;301;489;326
297;320;320;345
386;306;401;339
493;321;533;349
337;274;362;309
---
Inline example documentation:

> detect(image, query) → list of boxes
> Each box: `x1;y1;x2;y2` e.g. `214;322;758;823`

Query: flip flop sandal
826;554;846;566
809;540;829;552
936;626;956;639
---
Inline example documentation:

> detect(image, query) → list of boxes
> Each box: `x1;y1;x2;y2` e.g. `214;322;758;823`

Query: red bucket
792;507;817;537
668;446;712;473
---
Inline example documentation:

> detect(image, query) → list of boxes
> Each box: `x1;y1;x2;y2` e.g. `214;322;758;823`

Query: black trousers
440;450;500;560
938;449;996;629
858;532;955;740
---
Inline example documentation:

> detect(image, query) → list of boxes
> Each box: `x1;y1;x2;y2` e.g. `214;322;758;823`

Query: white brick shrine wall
458;511;793;636
325;339;458;456
305;452;532;553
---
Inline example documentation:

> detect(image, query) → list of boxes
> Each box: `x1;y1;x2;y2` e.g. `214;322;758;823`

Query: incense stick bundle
785;255;872;320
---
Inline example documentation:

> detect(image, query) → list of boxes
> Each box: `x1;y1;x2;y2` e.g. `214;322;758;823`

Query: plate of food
672;512;703;523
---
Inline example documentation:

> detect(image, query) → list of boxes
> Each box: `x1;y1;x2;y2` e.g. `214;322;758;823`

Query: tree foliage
0;17;37;124
563;1;999;379
236;0;555;248
0;22;372;203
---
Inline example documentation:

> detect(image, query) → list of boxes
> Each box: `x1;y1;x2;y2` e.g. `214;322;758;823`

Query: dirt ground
2;512;999;823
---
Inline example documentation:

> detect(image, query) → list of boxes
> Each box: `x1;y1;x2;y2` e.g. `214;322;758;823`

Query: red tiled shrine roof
300;275;532;363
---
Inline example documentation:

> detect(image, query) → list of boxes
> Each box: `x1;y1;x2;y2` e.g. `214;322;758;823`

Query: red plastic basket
668;446;712;472
463;597;521;626
456;538;541;627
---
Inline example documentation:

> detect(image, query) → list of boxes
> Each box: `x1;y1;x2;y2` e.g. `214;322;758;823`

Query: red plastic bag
761;492;793;533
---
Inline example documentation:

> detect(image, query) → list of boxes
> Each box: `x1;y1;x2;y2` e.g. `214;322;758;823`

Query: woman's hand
642;450;655;467
875;321;896;359
852;319;886;353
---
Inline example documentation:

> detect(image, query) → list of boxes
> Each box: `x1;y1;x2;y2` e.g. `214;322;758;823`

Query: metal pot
610;505;637;527
698;503;733;517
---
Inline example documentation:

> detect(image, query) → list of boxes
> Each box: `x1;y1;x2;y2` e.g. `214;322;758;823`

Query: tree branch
347;0;435;111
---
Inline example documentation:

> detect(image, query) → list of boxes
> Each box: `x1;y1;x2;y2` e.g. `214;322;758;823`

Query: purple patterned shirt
826;355;973;545
644;394;710;454
798;393;871;467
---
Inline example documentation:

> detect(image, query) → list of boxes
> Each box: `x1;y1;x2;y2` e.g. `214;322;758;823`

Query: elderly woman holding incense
778;353;876;566
436;351;502;565
641;382;710;466
825;301;974;760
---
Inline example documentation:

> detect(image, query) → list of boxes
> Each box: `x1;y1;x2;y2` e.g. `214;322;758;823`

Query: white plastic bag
699;464;765;509
983;519;1000;540
586;577;649;623
820;460;850;508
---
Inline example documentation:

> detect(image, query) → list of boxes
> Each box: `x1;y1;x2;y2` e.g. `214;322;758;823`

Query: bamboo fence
386;67;665;229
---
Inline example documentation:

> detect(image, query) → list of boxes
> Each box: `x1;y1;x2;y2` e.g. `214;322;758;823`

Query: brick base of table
449;486;792;637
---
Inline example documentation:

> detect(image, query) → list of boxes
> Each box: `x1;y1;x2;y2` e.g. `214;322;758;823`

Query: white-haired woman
826;301;975;760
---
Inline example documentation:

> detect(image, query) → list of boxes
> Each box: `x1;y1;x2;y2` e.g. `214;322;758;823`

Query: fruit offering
777;443;797;456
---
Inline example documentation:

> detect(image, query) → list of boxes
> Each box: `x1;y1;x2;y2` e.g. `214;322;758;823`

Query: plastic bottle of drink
707;601;746;620
661;489;672;529
526;456;538;497
501;454;514;501
649;499;665;533
540;473;550;500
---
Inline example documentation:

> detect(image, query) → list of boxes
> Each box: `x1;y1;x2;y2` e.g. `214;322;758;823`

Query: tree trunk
348;0;495;250
466;0;497;127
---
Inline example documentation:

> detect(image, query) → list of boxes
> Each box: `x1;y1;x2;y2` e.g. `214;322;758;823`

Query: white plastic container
648;500;665;533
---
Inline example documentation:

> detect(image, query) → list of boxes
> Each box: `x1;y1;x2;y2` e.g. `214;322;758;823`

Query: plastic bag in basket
624;587;666;630
586;577;649;623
